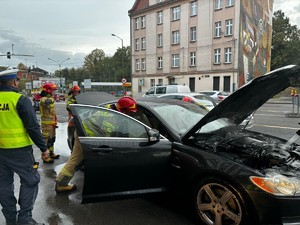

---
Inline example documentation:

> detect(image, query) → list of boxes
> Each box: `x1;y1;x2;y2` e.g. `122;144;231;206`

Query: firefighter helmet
71;85;81;92
42;82;58;94
116;96;137;113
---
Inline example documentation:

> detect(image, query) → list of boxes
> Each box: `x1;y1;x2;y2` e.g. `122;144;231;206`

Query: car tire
193;177;253;225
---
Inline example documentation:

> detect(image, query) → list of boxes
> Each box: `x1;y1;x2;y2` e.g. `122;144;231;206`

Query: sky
0;0;299;73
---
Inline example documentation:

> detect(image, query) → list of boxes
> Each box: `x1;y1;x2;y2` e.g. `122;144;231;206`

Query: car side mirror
148;129;160;143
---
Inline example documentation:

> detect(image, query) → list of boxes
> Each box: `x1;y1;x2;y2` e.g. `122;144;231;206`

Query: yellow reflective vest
0;92;33;148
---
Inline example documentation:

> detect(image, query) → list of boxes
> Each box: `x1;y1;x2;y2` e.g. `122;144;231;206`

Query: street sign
122;82;132;87
84;79;92;89
138;78;144;86
122;78;127;83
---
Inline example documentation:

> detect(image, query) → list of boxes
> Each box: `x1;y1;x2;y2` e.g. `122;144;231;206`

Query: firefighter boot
49;146;60;159
42;156;54;164
55;175;77;193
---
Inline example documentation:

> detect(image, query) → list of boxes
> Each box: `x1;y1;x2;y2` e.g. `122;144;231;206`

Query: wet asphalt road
0;100;299;225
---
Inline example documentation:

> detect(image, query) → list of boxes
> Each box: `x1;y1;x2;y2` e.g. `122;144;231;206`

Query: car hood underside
193;127;300;176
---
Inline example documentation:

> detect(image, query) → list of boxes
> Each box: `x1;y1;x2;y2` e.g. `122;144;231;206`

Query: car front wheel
194;177;250;225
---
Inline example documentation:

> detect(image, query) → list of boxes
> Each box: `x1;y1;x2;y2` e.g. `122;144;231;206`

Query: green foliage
52;46;131;89
271;10;300;70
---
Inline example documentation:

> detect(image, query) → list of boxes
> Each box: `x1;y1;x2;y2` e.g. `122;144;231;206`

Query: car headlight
250;173;300;196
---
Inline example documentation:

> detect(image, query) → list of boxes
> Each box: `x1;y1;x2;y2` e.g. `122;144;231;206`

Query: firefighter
66;85;80;119
39;82;60;162
0;69;49;225
55;96;137;193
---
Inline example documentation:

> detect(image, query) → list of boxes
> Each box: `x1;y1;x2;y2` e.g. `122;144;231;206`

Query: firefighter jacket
0;86;46;151
40;94;57;125
66;95;77;112
82;104;117;137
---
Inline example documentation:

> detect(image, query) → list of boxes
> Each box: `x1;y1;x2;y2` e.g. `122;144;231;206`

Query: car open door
70;104;173;203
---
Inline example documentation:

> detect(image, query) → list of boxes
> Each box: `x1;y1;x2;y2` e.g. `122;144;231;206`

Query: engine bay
194;127;300;176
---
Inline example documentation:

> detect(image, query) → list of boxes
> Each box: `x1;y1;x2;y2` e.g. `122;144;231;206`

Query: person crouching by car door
55;96;138;193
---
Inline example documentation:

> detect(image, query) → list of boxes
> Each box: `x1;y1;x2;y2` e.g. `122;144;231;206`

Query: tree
271;10;300;70
83;48;105;80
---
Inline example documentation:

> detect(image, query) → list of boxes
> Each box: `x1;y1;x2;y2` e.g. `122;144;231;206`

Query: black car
70;65;300;225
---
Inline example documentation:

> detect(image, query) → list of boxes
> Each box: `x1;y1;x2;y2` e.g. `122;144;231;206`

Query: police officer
55;96;138;192
66;85;80;120
0;69;49;225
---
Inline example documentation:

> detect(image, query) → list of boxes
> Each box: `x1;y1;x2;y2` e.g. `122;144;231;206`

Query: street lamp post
48;57;70;92
111;34;124;82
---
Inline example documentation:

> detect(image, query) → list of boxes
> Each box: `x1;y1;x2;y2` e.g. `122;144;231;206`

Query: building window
135;59;140;71
191;1;197;16
158;78;163;85
190;27;197;42
157;34;163;47
226;0;234;7
141;37;146;50
214;21;222;37
215;0;222;10
158;57;163;69
135;38;140;51
141;58;146;70
172;54;180;68
172;6;180;21
157;11;163;24
224;47;232;63
172;30;180;44
214;48;221;64
135;18;139;30
225;19;233;36
190;52;196;66
141;16;146;28
150;79;155;87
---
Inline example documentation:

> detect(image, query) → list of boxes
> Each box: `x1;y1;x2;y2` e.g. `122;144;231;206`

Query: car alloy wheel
195;178;245;225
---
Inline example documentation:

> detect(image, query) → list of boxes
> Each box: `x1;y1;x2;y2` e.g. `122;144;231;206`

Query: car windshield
197;118;233;133
152;103;205;136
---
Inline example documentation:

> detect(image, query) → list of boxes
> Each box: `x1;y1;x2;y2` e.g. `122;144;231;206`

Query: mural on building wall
238;0;273;87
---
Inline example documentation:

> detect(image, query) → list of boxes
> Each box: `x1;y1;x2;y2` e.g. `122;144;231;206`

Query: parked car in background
54;93;65;101
143;85;190;97
199;90;230;102
157;93;216;111
69;65;300;225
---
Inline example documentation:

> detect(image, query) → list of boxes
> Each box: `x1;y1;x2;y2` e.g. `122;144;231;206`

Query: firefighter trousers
56;131;84;185
0;147;40;224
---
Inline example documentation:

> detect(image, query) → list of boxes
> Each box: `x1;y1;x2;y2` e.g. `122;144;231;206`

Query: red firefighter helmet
182;96;193;103
71;85;81;92
42;82;58;94
116;96;137;113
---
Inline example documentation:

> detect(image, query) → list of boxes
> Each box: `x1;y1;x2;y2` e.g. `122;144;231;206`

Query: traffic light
7;52;11;59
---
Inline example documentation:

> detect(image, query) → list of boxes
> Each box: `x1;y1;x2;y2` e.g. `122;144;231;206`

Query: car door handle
92;147;113;153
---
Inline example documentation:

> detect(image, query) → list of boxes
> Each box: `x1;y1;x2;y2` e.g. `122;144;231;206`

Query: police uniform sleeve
16;96;47;152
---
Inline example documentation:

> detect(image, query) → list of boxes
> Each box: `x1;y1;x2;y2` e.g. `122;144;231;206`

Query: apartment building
128;0;273;95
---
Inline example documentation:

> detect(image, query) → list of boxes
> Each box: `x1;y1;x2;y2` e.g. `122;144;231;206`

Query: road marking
255;114;282;117
253;124;299;130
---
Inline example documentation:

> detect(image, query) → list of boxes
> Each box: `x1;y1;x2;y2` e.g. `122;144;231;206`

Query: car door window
156;87;166;94
73;106;148;138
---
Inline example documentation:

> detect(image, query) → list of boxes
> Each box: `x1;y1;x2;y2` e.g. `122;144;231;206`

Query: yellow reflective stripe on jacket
0;92;33;148
66;96;77;111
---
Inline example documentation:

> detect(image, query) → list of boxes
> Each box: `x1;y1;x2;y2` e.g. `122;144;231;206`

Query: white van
143;85;191;97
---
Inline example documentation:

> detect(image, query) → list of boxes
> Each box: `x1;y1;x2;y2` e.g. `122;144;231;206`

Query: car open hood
182;65;300;141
